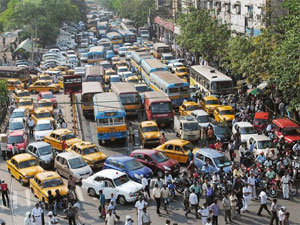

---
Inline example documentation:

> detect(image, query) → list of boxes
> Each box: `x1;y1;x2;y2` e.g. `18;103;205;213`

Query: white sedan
81;169;143;205
232;121;257;143
34;119;53;141
247;134;277;156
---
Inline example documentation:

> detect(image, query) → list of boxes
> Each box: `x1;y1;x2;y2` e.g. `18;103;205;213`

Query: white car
82;169;143;205
168;62;184;72
247;134;277;156
232;122;257;143
34;120;53;141
9;118;26;134
191;110;210;128
122;71;134;81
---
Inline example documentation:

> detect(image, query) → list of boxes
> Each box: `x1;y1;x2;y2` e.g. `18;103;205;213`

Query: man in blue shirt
99;190;105;219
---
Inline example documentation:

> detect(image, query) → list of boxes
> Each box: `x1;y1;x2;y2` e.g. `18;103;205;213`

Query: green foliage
0;79;8;105
177;9;231;66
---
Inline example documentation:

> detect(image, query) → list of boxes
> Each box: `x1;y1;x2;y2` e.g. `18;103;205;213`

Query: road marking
76;187;84;202
12;191;18;208
25;189;31;207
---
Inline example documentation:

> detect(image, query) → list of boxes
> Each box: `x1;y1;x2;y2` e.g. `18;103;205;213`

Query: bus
131;51;152;73
110;82;142;116
0;66;31;82
150;71;190;108
117;30;137;44
85;66;104;83
140;58;168;85
144;91;173;126
93;92;127;143
153;43;171;59
87;46;106;64
97;21;108;31
190;65;233;96
106;32;123;46
81;82;103;118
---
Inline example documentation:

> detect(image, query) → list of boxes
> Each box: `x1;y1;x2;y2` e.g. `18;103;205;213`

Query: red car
6;130;28;156
37;91;57;108
272;118;300;146
253;112;269;131
130;149;180;178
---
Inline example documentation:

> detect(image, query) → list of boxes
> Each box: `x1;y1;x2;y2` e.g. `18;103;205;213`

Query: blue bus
93;92;127;143
117;30;137;44
140;58;168;85
150;71;190;107
107;32;123;46
130;51;152;74
87;46;106;64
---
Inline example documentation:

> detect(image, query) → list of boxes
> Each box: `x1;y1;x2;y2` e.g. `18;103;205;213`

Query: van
193;148;231;173
54;152;93;182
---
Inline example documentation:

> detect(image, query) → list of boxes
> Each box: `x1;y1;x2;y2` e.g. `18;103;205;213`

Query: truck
174;116;200;141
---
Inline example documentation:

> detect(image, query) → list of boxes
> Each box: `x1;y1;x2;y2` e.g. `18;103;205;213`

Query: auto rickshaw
253;112;269;131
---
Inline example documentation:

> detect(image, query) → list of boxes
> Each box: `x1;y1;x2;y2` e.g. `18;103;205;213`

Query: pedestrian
229;191;238;219
47;190;54;212
187;149;194;164
1;180;9;207
12;143;18;156
206;184;214;206
281;172;290;200
222;193;233;224
62;139;67;151
3;53;7;64
155;177;164;189
283;212;290;225
141;175;150;198
166;219;171;225
242;183;251;212
198;202;210;225
27;116;34;137
161;184;170;213
183;185;190;211
189;180;201;202
135;196;147;225
39;201;45;225
105;209;118;225
128;122;135;145
32;203;43;225
164;171;173;184
247;173;257;200
98;190;106;218
257;188;271;216
141;207;151;225
108;193;120;220
206;217;213;225
125;215;134;225
47;211;58;225
185;189;199;219
209;199;219;225
67;185;76;204
64;203;76;225
73;201;84;225
160;132;166;144
270;199;279;225
53;189;62;216
152;183;161;215
24;212;34;225
278;207;286;225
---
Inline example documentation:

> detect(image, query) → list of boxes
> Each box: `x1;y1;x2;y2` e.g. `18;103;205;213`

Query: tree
177;8;231;66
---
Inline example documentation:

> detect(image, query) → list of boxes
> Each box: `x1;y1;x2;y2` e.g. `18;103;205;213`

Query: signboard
154;16;174;32
63;75;82;94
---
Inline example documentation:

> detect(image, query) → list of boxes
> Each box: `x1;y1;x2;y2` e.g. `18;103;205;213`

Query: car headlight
163;165;171;171
134;173;140;179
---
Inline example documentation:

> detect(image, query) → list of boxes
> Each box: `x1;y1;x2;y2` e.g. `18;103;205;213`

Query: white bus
190;65;233;96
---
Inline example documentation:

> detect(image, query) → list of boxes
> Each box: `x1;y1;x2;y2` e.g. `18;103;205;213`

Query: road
1;93;300;225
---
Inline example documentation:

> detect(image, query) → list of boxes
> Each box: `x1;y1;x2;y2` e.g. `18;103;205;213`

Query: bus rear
153;43;170;59
81;82;103;118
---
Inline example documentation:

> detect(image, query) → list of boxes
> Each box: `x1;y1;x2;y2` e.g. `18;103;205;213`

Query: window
94;176;103;182
196;153;204;161
174;145;181;152
134;154;144;160
144;155;153;162
50;133;56;139
165;144;173;150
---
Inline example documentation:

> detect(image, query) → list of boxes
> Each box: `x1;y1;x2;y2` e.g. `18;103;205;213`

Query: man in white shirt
257;188;271;216
32;203;43;225
105;209;117;225
242;183;251;212
278;207;286;224
281;172;290;199
164;172;173;184
292;141;300;155
152;184;161;215
198;202;210;225
185;189;199;218
141;175;150;197
135;196;147;225
28;116;34;137
212;172;220;191
247;173;257;200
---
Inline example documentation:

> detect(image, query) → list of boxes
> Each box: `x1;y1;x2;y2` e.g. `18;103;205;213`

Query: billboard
63;75;82;94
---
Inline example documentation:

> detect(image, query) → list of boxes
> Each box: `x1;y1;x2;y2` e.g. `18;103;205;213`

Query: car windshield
11;111;25;118
253;119;268;125
197;115;210;123
110;77;120;82
220;110;233;115
135;85;149;92
82;146;99;155
61;133;75;140
177;68;187;73
43;179;63;188
19;101;32;106
206;100;219;105
39;145;52;156
36;123;52;131
214;126;229;135
8;135;24;144
113;174;130;186
42;94;54;99
142;126;159;132
240;127;256;134
119;93;140;105
10;122;24;130
183;122;198;131
182;142;194;151
18;92;30;97
186;105;200;111
151;102;171;114
38;102;52;107
258;140;275;149
282;128;300;136
213;156;231;168
68;157;87;169
37;112;52;118
125;159;144;171
19;159;38;168
152;152;169;163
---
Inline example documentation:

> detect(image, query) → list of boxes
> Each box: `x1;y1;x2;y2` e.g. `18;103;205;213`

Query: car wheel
118;195;126;205
30;187;34;194
157;170;164;178
19;177;25;186
88;188;96;197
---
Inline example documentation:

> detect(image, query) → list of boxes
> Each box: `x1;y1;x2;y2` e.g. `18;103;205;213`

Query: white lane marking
76;187;84;202
12;191;18;208
25;189;31;207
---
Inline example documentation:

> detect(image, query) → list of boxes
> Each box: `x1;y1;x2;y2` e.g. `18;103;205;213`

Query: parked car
26;142;53;169
81;169;143;205
34;119;54;141
130;149;180;178
103;156;153;183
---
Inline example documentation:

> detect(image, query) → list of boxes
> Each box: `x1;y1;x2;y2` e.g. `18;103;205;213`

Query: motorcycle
168;182;176;201
266;179;278;198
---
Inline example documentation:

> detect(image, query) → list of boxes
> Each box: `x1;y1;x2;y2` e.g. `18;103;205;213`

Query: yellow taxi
111;56;121;67
116;60;128;70
214;105;235;123
30;171;68;203
200;96;220;115
28;80;60;94
66;141;107;169
7;79;24;91
32;109;54;125
155;139;196;164
105;69;116;76
126;75;140;84
138;121;161;147
18;98;34;114
30;74;39;82
175;67;189;82
179;101;200;116
37;99;54;114
44;129;82;152
7;153;44;186
38;74;52;82
12;89;31;102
